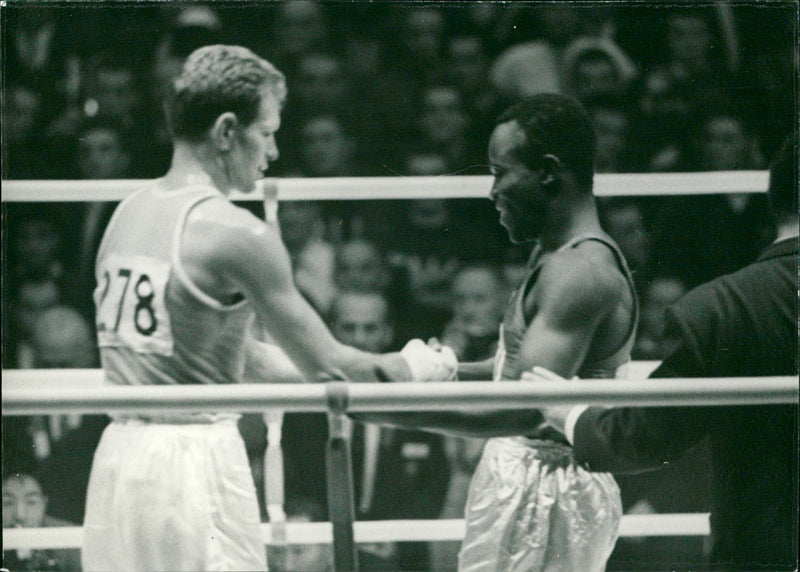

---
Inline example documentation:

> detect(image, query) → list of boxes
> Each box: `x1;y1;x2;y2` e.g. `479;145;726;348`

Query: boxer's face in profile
488;121;547;244
229;88;281;193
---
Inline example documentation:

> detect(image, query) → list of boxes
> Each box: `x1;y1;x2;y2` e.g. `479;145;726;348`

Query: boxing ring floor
3;172;797;570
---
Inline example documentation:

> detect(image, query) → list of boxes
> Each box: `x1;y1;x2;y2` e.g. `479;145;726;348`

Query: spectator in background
638;8;738;163
561;36;638;104
276;495;335;572
445;35;500;142
280;51;352;168
490;40;563;106
334;239;393;295
16;307;108;525
599;198;654;295
2;472;82;572
391;6;447;94
332;290;450;572
294;115;371;241
278;201;337;316
5;274;62;370
650;104;774;287
45;51;148;178
3;84;49;179
440;264;506;363
414;84;483;175
333;238;423;346
266;0;331;72
633;275;687;361
340;20;416;173
584;96;639;173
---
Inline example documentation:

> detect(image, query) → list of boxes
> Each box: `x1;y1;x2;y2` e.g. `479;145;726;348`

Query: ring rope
1;514;712;551
3;373;796;415
1;171;769;202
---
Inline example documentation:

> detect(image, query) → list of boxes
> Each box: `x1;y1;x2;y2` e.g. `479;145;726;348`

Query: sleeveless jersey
493;234;639;441
94;183;254;400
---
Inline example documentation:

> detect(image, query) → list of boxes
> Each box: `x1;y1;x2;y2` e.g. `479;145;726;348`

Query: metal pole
326;382;358;571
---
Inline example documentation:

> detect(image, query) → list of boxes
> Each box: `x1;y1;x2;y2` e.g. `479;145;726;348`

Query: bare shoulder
535;242;624;311
182;197;286;276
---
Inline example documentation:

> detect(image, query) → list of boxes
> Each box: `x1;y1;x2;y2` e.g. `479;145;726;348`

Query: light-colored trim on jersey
170;191;249;313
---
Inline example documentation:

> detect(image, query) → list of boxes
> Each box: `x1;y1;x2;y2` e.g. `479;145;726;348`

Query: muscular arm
185;200;412;383
358;251;621;436
457;358;495;380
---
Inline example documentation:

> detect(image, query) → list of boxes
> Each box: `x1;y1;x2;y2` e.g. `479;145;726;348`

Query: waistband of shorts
111;413;240;425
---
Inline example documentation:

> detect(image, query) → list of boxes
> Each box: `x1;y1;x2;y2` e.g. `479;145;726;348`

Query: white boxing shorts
459;437;621;572
82;417;267;571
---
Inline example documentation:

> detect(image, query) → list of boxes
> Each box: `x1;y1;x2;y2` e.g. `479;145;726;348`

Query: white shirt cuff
565;405;591;445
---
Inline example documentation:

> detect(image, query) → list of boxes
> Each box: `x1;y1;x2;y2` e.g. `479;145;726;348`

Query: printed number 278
97;268;157;336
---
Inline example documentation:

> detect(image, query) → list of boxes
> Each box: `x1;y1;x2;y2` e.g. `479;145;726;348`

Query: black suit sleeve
572;300;714;474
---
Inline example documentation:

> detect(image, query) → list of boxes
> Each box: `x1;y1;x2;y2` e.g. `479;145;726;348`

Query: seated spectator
331;290;450;571
149;9;224;176
265;0;331;72
649;105;774;286
278;495;335;572
490;41;562;105
584;96;640;173
414;84;483;175
3;84;49;179
340;21;419;171
445;35;500;141
388;196;458;333
2;471;82;572
638;8;738;163
440;264;506;362
6;273;62;370
278;201;337;315
294;115;372;240
74;117;133;180
334;239;393;296
390;6;447;92
598;198;654;294
633;275;688;360
561;36;638;103
4;306;109;525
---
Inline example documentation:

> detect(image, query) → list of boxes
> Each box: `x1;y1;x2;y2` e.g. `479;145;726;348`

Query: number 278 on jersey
94;253;174;356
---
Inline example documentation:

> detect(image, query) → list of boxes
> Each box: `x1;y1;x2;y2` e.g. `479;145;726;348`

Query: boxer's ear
211;112;239;152
540;154;562;193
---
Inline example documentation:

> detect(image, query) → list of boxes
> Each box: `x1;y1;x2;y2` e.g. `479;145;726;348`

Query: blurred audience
278;201;337;316
332;290;450;571
440;264;506;362
633;275;688;361
2;472;82;571
3;306;108;525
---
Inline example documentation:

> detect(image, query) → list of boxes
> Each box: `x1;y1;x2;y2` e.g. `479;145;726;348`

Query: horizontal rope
1;171;768;202
1;513;711;549
0;362;662;390
2;372;796;415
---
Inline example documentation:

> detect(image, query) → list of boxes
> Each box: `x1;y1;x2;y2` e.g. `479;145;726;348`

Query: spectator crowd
3;3;796;571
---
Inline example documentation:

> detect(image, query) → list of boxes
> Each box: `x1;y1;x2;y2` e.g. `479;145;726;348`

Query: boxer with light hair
82;44;455;572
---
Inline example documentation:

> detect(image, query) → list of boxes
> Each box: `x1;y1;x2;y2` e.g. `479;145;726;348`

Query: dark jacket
573;237;798;570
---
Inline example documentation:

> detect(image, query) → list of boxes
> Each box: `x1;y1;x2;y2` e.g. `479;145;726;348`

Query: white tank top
94;183;254;422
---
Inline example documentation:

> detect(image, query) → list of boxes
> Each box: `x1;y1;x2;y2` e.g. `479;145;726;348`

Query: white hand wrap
400;339;458;381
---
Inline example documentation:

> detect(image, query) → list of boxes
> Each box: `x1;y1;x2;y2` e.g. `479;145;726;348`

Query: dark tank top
494;234;639;443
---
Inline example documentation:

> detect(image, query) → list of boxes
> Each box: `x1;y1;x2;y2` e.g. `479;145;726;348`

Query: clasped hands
399;338;458;382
